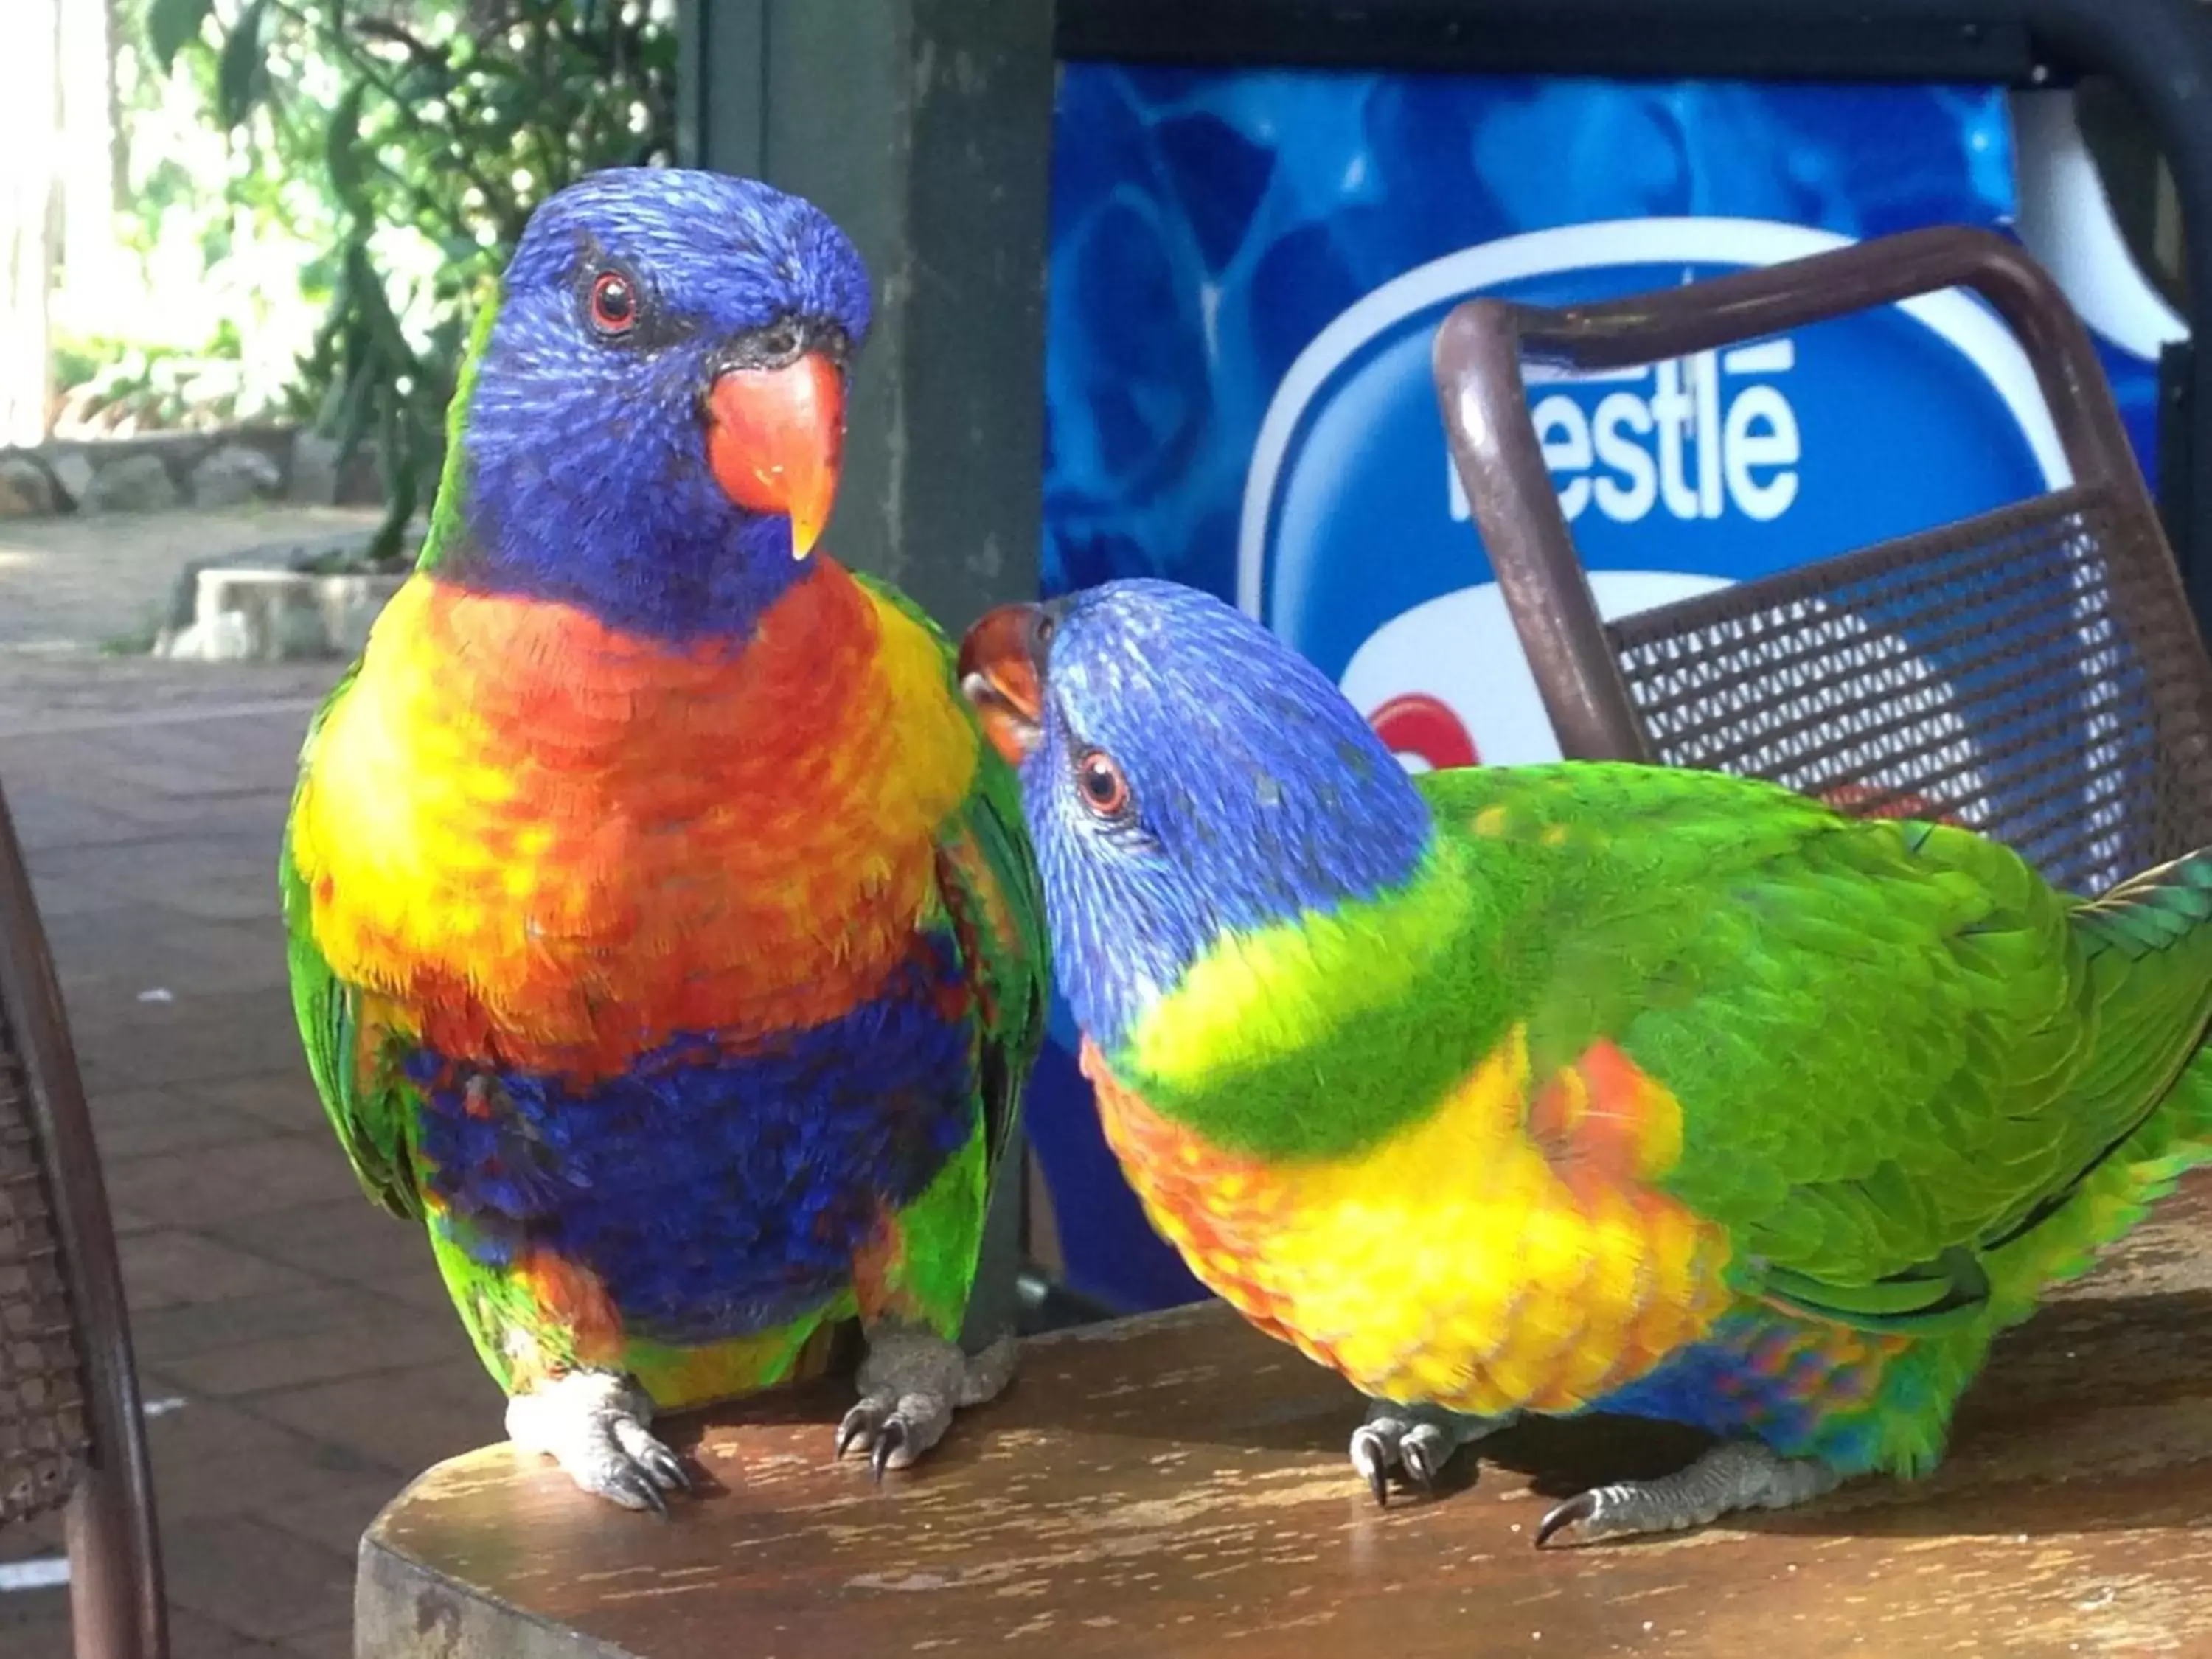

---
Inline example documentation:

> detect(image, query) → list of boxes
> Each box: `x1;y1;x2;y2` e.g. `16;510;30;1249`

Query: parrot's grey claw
1532;1440;1843;1548
636;1436;696;1497
836;1389;942;1476
1349;1400;1510;1507
1534;1490;1596;1548
835;1329;1017;1475
1400;1435;1442;1492
1352;1434;1391;1508
623;1467;672;1520
870;1417;908;1484
504;1370;692;1514
833;1410;869;1463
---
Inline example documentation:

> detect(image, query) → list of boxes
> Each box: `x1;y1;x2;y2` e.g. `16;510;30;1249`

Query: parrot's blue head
446;167;872;639
958;578;1432;1053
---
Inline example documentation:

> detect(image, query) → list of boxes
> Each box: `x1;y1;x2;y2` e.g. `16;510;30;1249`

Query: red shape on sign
1367;693;1481;771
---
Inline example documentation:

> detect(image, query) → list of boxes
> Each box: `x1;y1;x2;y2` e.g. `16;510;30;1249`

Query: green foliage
148;1;677;560
146;0;216;68
50;330;254;434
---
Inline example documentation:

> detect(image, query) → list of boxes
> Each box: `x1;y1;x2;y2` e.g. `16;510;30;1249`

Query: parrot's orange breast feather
290;565;976;1081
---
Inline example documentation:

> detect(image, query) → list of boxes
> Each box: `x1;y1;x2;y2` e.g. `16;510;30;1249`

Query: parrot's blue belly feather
408;936;976;1346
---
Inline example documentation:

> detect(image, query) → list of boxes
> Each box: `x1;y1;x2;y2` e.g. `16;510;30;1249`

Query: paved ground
0;505;384;652
0;511;493;1658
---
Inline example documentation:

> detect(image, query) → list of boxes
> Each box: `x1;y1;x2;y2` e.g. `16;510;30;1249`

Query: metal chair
1433;225;2212;897
0;779;165;1659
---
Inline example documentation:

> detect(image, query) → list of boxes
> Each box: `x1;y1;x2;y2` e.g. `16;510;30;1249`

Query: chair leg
66;1472;165;1659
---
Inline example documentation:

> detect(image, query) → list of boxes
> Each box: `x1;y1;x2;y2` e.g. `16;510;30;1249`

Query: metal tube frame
1428;226;2174;759
0;782;165;1659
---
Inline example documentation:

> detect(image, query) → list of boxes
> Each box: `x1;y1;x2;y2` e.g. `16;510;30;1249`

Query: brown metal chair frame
1431;225;2212;886
0;779;167;1659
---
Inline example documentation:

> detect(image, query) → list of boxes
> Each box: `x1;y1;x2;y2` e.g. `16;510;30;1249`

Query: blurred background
2;0;677;560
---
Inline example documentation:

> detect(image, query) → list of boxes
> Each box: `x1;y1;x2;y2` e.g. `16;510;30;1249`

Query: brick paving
0;514;490;1658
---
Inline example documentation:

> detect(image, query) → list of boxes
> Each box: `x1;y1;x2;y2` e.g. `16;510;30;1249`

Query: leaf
159;0;676;532
324;82;371;214
370;384;417;559
331;352;376;461
144;0;213;70
215;0;270;130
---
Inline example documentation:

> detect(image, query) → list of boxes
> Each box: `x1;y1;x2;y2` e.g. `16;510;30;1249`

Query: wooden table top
358;1175;2212;1659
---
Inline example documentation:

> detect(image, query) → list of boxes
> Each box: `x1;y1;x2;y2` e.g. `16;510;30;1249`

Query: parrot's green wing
858;574;1049;1172
931;768;1051;1172
1426;762;2212;1335
279;662;422;1221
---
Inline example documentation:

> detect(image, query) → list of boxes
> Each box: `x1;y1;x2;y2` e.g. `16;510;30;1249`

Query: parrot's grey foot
834;1329;1018;1481
505;1370;693;1516
1534;1439;1841;1548
1349;1399;1514;1508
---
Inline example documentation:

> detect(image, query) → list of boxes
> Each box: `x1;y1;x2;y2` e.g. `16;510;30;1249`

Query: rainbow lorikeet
959;577;2212;1545
281;169;1047;1511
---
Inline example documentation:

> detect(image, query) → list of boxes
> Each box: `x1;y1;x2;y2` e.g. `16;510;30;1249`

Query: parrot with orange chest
959;577;2212;1545
280;168;1046;1510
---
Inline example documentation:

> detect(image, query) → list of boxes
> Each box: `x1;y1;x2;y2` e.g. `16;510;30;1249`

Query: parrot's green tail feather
1979;1054;2212;1327
1752;836;2212;1348
2073;842;2212;961
2069;841;2212;1169
1820;847;2212;1483
1986;844;2212;1317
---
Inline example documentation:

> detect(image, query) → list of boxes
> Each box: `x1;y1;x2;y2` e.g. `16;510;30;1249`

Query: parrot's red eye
589;271;639;335
1076;749;1130;818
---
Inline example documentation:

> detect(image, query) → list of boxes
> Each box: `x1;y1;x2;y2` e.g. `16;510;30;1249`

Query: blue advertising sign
1251;218;2067;771
1032;66;2177;1312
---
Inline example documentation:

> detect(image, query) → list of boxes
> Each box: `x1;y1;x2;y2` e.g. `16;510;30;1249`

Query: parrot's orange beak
958;603;1048;766
704;352;844;557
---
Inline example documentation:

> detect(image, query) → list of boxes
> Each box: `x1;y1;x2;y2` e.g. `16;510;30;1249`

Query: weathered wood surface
359;1175;2212;1659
